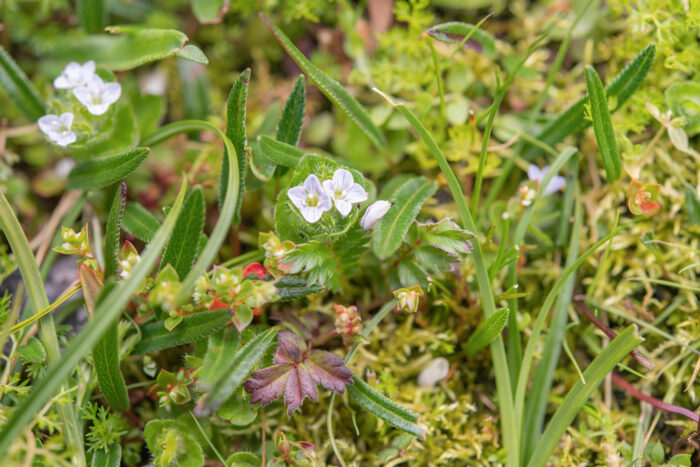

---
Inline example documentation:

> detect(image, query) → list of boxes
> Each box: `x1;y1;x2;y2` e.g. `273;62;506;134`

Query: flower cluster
193;265;278;315
334;304;361;339
38;60;122;147
287;168;392;228
53;225;98;269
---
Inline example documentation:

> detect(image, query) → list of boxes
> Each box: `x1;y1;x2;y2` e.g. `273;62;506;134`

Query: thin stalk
0;192;86;466
426;40;446;131
10;282;82;333
189;411;227;465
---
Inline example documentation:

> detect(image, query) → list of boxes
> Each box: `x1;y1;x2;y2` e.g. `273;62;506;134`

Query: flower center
334;189;345;199
306;192;319;207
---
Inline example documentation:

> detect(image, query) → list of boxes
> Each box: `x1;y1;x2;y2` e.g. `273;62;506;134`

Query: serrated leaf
0;44;46;120
373;177;437;259
77;0;107;34
261;14;386;149
465;307;509;356
217;388;258;427
277;75;306;145
17;337;45;363
347;375;424;438
104;183;126;279
122;202;160;242
49;25;190;71
68;147;148;190
686;187;700;225
197;326;241;392
145;420;204;467
197;327;277;414
69;101;139;160
222;69;250;225
131;310;229;355
258;135;305;168
425;21;497;58
191;0;227;23
176;44;209;64
585;66;622;182
91;443;121;467
275;275;323;301
161;187;205;279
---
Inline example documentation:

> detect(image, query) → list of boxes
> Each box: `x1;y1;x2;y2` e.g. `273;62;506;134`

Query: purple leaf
244;331;353;414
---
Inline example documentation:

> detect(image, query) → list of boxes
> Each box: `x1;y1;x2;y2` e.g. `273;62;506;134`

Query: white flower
417;357;450;387
527;164;566;195
73;75;122;115
287;174;332;223
54;61;96;89
321;169;368;216
360;200;392;229
38;113;76;147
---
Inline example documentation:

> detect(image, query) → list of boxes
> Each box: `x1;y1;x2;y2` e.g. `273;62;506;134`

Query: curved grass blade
465;307;509;357
526;326;643;467
68;147;149;190
425;21;496;58
261;14;386;150
223;69;250;225
258;135;305;168
161;187;205;279
131;310;230;355
0;178;188;455
104;183;126;278
77;0;107;34
0;45;46;120
585;66;622;182
347;376;424;438
372;176;437;259
277;75;306;145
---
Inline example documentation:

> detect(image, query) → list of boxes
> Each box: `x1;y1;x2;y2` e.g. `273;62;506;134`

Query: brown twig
612;373;699;423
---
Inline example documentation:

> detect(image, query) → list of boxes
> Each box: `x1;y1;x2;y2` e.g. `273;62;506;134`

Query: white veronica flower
287;174;332;223
54;61;96;89
322;169;368;216
417;357;450;387
38;113;76;147
360;200;392;229
73;75;122;115
527;164;566;195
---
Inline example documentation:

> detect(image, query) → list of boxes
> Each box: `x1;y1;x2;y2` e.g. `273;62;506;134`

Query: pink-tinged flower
627;180;661;216
527;164;566;195
54;61;95;89
360;200;392;229
73;75;122;115
322;169;368;216
287;174;332;223
38;113;76;147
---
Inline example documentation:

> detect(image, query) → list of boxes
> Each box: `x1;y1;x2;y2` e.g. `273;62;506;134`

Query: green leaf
0;44;46;120
261;14;387;149
131;310;230;355
465;308;509;356
161;187;205;279
104;183;126;279
527;326;643;467
685;187;700;225
258;135;305;168
347;376;424;438
49;25;190;71
223;69;250;225
68;147;149;190
17;337;46;363
0;180;188;454
69;101;139;159
176;44;209;64
585;66;622;182
179;59;209;121
145;420;204;467
132;94;165;140
197;326;241;392
197;327;277;414
226;452;260;467
372;176;438;259
122;202;160;242
77;0;107;34
91;444;121;467
217;388;258;427
191;0;227;23
425;21;497;58
276;75;306;145
666;82;700;135
275;275;323;301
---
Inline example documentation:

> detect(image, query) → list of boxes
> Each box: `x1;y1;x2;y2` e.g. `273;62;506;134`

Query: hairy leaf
122;202;160;242
585;66;622;182
91;443;121;467
161;187;205;279
197;326;241;392
261;14;386;149
69;102;139;159
77;0;107;34
191;0;227;23
176;44;209;64
131;310;229;355
104;183;126;279
372;176;437;259
244;331;353;414
144;420;204;467
68;147;148;190
223;69;250;225
0;45;46;120
274;275;324;301
465;308;510;356
258;135;305;168
276;75;306;145
425;21;497;58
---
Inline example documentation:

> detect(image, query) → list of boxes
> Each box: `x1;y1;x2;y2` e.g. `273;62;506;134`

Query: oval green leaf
276;75;306;145
131;310;230;355
104;183;126;279
160;187;205;279
68;147;148;190
258;135;305;168
585;65;622;182
465;307;509;356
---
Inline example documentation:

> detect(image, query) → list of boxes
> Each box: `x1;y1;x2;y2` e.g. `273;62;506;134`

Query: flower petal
360;200;392;229
334;199;352;216
72;86;92;108
318;190;332;210
37;115;61;135
54;131;77;147
287;186;307;209
322;179;334;197
542;174;566;195
301;206;323;223
345;183;368;203
82;60;96;77
59;112;74;128
101;82;122;105
332;168;354;190
304;174;323;193
527;164;542;182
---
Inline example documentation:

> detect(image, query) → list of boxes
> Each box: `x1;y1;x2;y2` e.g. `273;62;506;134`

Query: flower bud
394;285;423;313
360;200;392;229
334;304;361;339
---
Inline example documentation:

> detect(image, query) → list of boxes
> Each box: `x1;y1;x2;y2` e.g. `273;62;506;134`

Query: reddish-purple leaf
244;331;353;414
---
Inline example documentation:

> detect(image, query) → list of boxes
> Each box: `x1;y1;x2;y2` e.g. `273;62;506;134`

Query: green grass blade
104;183;126;278
91;443;121;467
0;178;188;456
0;45;46;120
347;375;425;438
77;0;107;34
258;135;305;167
67;147;149;190
465;307;509;356
585;66;622;182
372;176;437;259
122;202;160;242
196;326;241;392
131;310;230;355
161;187;205;279
261;14;386;150
425;21;497;58
276;75;306;145
223;69;250;224
191;0;227;23
527;326;644;467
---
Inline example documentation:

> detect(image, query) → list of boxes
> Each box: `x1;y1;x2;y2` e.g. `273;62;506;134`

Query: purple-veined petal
287;186;307;209
360;200;392;229
345;183;368;203
38;115;62;135
332;168;354;190
334;199;352;216
300;206;323;223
